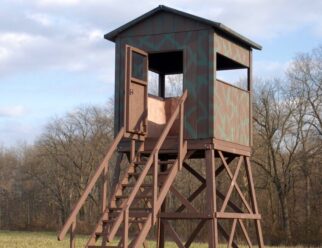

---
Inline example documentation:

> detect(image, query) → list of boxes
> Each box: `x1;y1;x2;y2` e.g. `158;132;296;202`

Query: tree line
0;45;322;245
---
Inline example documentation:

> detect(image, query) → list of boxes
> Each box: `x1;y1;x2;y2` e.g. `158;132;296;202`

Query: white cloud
88;29;104;42
26;12;52;27
0;106;28;117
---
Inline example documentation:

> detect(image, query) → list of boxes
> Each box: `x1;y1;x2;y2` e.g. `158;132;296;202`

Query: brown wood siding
214;80;250;146
215;33;250;67
114;28;213;140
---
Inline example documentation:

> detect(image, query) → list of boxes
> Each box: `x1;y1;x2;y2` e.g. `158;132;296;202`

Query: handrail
58;127;125;241
108;90;188;243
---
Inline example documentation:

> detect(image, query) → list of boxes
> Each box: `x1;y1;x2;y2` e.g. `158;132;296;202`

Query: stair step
102;218;147;225
109;211;151;218
115;194;152;199
122;183;153;188
109;207;152;211
128;171;169;177
134;160;176;165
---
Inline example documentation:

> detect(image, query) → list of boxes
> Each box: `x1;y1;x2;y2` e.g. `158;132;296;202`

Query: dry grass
0;230;307;248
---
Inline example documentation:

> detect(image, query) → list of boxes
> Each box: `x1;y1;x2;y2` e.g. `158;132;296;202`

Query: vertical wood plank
245;157;265;248
159;73;165;98
248;50;253;146
69;219;76;248
153;152;158;223
205;149;218;248
102;164;108;212
228;219;237;248
179;104;184;170
130;139;136;162
157;162;167;248
123;209;129;248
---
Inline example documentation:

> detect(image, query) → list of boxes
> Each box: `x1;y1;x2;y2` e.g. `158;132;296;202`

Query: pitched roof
104;5;262;50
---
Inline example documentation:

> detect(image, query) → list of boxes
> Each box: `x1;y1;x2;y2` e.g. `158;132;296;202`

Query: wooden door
125;45;148;136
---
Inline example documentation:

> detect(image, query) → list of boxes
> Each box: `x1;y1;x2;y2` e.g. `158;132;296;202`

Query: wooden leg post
206;149;218;248
245;157;265;248
157;163;167;248
70;219;76;248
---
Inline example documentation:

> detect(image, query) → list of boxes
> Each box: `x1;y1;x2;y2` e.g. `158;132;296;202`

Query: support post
178;104;184;170
205;149;218;248
158;73;165;98
157;162;167;248
123;208;129;248
69;219;76;248
130;139;136;162
245;157;265;248
102;164;108;212
153;152;158;223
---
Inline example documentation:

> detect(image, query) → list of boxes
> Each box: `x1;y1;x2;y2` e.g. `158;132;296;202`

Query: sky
0;0;322;147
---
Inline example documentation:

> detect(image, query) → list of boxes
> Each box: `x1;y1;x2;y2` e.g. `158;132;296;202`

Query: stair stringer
131;141;187;248
85;158;138;247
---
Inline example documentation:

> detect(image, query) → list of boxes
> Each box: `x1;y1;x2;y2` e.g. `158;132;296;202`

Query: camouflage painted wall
114;12;215;140
214;80;250;146
215;34;250;67
113;11;252;146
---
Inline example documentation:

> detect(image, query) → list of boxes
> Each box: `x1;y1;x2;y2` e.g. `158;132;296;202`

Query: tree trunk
305;174;311;239
279;191;292;242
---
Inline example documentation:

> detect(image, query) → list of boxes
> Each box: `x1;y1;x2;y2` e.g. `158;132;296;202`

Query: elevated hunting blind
58;5;265;248
105;5;261;154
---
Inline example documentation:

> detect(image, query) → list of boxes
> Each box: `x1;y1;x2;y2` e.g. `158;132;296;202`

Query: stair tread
109;207;152;211
122;183;153;187
134;160;176;165
115;194;152;199
128;171;169;176
108;212;150;218
102;218;147;223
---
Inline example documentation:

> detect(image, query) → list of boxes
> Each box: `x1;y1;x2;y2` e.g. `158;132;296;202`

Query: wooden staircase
58;90;188;248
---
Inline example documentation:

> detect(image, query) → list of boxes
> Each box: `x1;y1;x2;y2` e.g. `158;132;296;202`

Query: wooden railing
108;90;188;246
57;127;125;245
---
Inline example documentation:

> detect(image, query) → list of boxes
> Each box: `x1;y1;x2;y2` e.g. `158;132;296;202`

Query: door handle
129;89;134;95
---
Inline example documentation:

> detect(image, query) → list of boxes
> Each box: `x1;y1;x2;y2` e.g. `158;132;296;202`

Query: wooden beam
183;162;206;183
238;219;253;247
163;220;185;248
159;213;210;219
58;127;125;241
219;152;253;214
170;186;199;214
216;212;261;220
220;156;242;212
216;190;244;213
228;219;237;248
176;183;206;212
205;149;218;248
218;223;239;248
185;220;207;248
158;73;165;98
245;157;265;248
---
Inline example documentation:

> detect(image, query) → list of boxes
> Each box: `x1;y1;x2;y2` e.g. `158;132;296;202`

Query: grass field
0;230;308;248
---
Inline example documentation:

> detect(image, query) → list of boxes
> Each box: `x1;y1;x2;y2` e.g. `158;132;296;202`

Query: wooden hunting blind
58;6;265;248
105;5;262;155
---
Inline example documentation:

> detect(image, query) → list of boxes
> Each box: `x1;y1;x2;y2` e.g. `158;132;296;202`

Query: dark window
216;53;248;90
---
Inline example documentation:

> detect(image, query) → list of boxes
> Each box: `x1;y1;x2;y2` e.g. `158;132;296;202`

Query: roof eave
104;5;262;50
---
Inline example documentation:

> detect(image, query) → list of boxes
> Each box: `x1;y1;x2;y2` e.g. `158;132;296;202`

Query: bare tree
25;105;114;225
252;80;301;243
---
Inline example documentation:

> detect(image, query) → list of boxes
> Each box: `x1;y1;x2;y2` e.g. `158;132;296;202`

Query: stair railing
58;127;125;246
108;90;188;247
